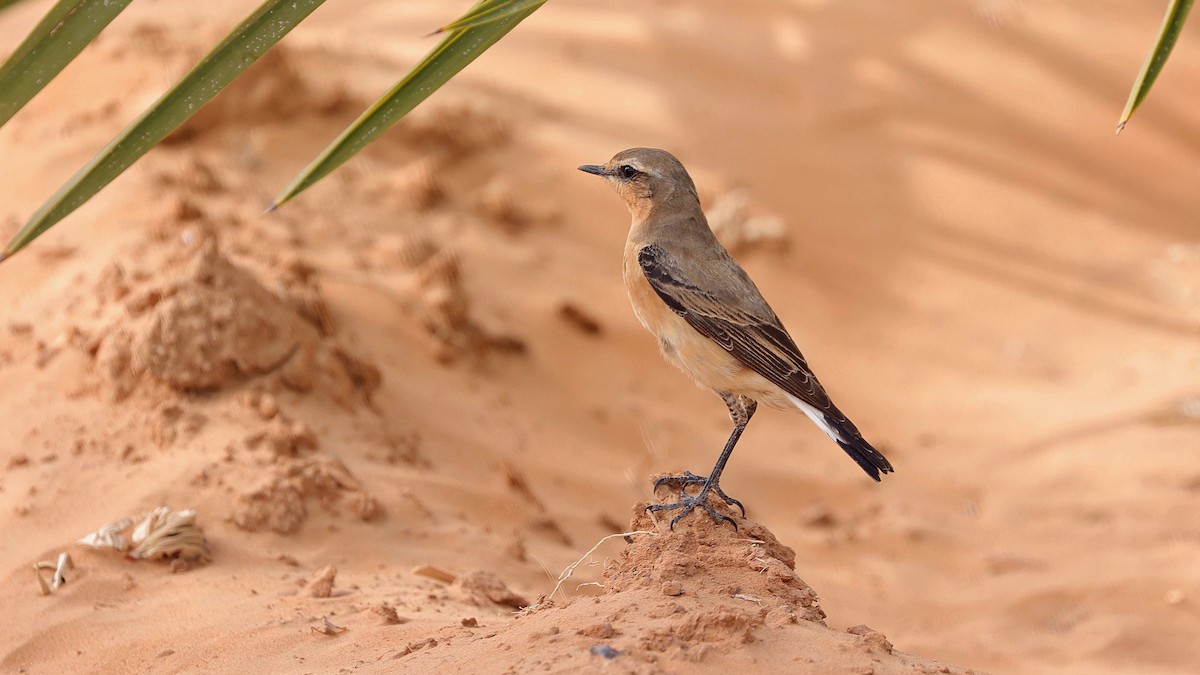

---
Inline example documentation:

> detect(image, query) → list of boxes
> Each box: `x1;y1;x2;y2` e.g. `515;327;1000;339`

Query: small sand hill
89;218;377;404
105;236;319;393
392;489;970;674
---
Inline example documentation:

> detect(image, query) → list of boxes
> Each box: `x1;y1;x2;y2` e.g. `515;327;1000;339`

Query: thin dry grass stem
518;529;655;614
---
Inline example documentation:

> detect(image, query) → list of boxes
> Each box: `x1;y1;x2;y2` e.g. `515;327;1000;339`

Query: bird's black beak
578;164;607;177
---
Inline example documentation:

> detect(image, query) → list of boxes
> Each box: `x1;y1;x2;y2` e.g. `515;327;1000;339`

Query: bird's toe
652;471;706;491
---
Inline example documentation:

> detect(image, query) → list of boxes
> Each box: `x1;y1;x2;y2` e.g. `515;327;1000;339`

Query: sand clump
233;455;383;534
453;569;531;609
306;564;338;598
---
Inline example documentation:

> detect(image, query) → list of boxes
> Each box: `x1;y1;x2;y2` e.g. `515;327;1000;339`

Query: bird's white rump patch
785;393;844;444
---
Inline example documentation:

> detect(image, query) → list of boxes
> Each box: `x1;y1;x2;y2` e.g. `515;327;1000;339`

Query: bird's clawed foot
653;471;746;516
648;472;744;530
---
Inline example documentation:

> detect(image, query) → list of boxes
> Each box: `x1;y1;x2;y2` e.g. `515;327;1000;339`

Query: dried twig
518;530;654;614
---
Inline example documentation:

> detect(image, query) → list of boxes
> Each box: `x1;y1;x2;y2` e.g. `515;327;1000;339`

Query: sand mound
131;237;317;390
86;231;378;404
609;490;826;633
390;493;969;673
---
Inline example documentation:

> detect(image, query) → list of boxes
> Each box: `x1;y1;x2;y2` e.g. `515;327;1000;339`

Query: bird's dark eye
618;164;639;179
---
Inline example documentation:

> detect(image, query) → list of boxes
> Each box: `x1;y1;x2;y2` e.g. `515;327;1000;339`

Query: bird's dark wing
638;244;829;406
638;243;893;480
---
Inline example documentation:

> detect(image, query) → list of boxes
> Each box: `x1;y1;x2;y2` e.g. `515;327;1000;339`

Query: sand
1;0;1198;672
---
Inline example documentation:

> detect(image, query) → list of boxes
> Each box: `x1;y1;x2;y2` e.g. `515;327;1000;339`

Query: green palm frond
273;0;547;209
431;0;544;34
1118;0;1194;133
0;0;134;130
0;0;546;262
1;0;327;261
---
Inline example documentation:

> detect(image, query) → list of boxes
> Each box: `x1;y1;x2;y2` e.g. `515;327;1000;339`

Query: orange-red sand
1;1;1198;672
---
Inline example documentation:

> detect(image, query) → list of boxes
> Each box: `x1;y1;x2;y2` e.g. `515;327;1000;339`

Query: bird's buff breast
623;247;790;407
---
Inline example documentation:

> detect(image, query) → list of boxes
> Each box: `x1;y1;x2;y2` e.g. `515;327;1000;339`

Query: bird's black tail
786;393;895;481
824;413;894;482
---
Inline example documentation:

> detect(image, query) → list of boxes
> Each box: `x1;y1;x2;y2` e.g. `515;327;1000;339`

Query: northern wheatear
580;148;893;529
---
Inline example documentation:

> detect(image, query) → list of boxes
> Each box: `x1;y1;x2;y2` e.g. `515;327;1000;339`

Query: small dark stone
589;644;620;659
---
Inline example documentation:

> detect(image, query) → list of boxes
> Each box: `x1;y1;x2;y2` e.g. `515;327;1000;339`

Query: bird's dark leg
648;394;757;530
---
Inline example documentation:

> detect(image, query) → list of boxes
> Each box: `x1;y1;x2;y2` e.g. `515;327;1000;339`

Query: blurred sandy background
1;0;1198;672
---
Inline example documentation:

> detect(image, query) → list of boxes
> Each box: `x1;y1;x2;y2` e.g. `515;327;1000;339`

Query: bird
579;148;893;529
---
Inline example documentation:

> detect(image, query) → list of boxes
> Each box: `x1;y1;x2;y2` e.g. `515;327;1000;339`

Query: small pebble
590;644;620;659
661;580;684;596
258;395;279;420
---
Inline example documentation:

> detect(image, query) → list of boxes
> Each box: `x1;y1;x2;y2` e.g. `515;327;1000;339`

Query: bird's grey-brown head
579;148;699;217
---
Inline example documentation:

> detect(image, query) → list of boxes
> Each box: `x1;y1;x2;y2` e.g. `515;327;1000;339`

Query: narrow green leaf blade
0;0;134;129
1117;0;1194;133
273;0;547;208
2;0;327;261
433;0;544;35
